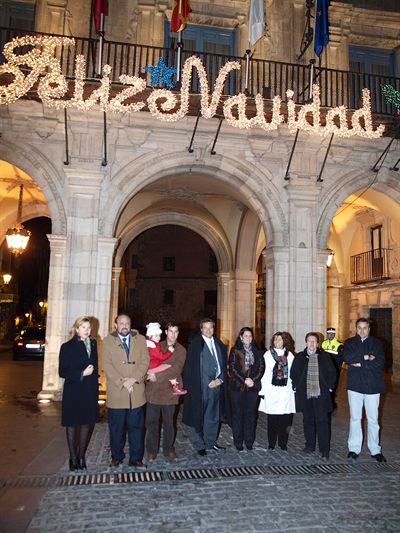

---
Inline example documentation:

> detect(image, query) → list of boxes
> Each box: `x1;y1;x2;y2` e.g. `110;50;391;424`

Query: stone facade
0;0;399;399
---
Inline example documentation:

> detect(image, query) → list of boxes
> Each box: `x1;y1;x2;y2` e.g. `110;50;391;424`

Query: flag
314;0;330;57
93;0;108;31
248;0;264;47
170;0;191;33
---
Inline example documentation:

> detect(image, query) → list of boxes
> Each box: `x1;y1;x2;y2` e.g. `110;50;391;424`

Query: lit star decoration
0;35;385;138
381;84;400;116
144;58;177;89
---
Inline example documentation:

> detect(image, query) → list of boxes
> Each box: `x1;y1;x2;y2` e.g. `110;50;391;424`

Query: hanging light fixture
6;184;31;254
2;273;12;284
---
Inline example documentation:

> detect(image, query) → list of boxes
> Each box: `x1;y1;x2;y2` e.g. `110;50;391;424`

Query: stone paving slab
26;375;400;532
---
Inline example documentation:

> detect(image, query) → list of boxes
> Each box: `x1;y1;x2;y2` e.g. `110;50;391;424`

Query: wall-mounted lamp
326;249;335;268
2;273;12;285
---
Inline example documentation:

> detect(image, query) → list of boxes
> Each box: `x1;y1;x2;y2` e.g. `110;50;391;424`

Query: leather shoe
371;453;387;463
165;451;177;461
110;457;122;467
197;449;207;456
303;447;314;454
347;451;358;460
69;459;79;471
211;444;226;451
147;454;157;462
128;460;146;469
321;452;329;459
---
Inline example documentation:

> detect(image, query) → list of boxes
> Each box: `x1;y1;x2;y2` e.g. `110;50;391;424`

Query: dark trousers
190;385;220;450
145;403;176;456
108;406;144;462
302;398;330;454
267;414;293;449
230;389;259;449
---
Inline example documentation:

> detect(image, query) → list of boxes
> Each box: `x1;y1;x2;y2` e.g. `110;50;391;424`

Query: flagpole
176;31;183;84
244;47;251;95
308;0;318;100
97;13;105;76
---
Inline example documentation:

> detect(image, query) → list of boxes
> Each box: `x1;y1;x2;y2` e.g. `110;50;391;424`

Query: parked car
13;326;46;360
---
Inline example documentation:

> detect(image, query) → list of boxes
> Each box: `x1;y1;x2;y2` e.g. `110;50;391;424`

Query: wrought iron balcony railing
1;26;400;115
350;249;390;284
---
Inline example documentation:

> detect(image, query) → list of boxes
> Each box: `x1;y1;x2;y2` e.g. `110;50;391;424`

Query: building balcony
350;249;391;284
1;26;399;130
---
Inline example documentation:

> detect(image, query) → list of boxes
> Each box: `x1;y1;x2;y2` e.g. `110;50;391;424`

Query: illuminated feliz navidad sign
0;35;385;139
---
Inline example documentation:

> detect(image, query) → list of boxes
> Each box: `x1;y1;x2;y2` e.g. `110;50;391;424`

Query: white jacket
258;349;296;415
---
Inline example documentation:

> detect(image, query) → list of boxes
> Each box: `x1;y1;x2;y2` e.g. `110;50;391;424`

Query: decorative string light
0;35;385;139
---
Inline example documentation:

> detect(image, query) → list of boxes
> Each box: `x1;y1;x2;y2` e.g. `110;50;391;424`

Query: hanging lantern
6;184;31;255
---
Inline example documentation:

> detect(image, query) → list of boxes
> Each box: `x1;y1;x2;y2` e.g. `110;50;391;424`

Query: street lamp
6;184;31;255
2;273;12;285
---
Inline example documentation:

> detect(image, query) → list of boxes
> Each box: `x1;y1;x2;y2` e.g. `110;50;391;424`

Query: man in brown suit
145;321;186;461
102;313;149;468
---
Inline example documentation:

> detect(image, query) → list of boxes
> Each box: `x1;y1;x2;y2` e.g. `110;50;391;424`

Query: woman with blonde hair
259;331;296;451
59;316;99;470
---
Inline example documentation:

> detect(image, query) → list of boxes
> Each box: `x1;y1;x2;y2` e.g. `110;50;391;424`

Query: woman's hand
244;377;254;388
83;364;94;376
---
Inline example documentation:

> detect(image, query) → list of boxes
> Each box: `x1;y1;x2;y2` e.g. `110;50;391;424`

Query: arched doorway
111;170;269;346
119;224;218;345
325;186;400;376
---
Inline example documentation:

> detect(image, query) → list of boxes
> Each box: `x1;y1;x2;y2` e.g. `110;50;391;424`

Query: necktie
122;337;129;355
84;337;91;358
210;339;221;378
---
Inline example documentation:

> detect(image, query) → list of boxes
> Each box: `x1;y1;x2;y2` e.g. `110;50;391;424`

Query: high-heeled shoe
69;459;79;471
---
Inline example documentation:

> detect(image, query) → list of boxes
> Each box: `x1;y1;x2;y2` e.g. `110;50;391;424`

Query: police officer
322;327;343;409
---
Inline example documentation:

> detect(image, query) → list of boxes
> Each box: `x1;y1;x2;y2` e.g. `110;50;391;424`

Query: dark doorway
119;225;218;346
369;308;392;372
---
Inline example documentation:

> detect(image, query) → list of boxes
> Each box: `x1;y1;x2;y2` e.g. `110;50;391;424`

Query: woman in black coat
59;316;99;471
290;332;336;459
228;327;265;451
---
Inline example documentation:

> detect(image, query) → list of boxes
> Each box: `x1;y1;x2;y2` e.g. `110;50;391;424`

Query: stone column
217;272;234;346
96;238;118;339
109;267;123;331
234;270;257;334
392;290;400;383
38;234;67;401
264;245;290;344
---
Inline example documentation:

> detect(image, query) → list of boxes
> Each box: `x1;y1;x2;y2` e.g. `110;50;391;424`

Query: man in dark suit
182;318;229;456
290;332;336;459
343;317;386;462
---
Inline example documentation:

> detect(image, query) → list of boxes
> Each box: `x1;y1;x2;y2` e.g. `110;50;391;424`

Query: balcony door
370;225;383;279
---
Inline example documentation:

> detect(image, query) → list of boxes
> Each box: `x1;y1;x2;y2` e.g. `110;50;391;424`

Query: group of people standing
59;314;387;470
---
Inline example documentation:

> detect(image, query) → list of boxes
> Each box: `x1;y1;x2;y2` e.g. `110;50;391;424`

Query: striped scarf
306;352;320;399
271;347;289;386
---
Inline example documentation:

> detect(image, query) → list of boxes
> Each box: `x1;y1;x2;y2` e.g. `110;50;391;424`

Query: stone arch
316;169;400;249
235;209;263;271
115;211;233;273
100;151;289;248
0;139;67;234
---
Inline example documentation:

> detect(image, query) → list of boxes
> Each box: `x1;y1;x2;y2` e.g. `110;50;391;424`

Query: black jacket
228;345;265;393
182;334;230;431
59;336;99;427
290;348;336;413
343;335;385;394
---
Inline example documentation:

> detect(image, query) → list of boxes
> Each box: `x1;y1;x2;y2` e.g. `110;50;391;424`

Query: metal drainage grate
1;461;399;489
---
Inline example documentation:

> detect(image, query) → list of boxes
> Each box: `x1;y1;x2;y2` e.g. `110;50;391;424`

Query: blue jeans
108;406;145;462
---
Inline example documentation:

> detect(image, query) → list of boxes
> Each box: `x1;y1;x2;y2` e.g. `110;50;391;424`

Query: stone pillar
109;267;122;331
96;238;118;339
217;272;234;346
392;290;400;383
38;234;67;401
264;246;290;344
234;270;257;334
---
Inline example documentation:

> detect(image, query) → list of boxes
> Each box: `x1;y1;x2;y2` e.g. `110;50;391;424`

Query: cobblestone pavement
26;374;400;533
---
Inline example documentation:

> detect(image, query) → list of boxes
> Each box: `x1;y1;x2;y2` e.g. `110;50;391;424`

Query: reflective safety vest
322;337;343;355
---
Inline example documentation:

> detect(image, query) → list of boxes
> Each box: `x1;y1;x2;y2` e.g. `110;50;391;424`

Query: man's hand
122;377;136;391
208;378;222;388
351;363;361;367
